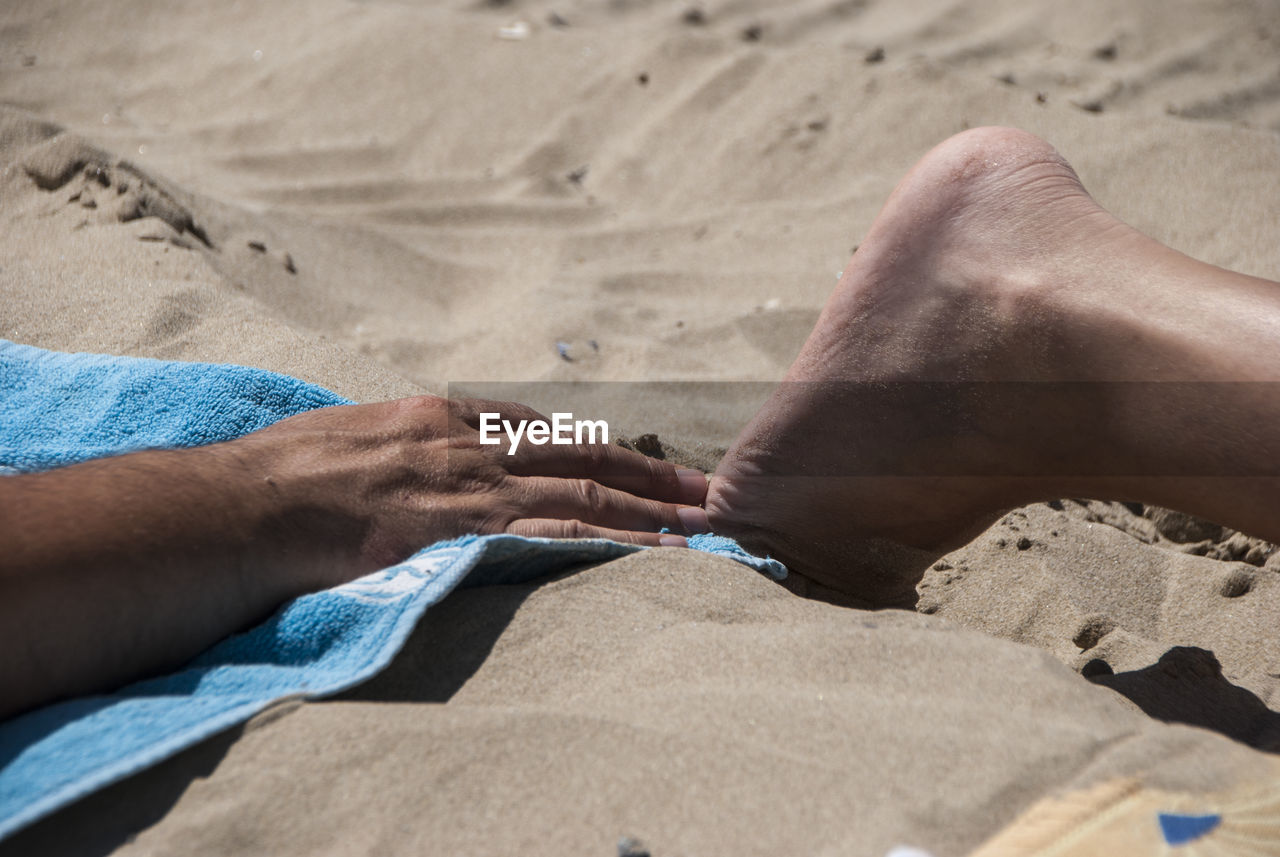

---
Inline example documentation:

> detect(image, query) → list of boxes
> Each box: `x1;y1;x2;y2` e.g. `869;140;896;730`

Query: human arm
0;395;707;719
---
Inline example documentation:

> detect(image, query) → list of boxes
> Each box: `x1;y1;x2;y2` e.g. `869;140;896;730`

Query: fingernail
677;468;708;499
658;534;688;548
676;506;709;534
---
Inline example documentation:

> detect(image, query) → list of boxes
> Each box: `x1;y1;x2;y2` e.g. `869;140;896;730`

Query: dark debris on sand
617;836;651;857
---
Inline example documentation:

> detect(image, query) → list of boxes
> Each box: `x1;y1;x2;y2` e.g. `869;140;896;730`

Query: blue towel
0;341;351;471
0;340;785;841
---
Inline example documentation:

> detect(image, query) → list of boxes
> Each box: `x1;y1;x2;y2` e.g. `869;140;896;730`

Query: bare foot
706;127;1167;606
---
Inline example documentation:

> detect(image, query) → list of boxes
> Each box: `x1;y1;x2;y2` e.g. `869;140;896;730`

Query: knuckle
481;508;516;534
653;502;677;529
400;394;446;415
564;519;592;539
626;448;673;489
386;395;450;437
507;400;547;423
472;470;517;502
647;463;677;494
473;398;544;424
574;478;603;508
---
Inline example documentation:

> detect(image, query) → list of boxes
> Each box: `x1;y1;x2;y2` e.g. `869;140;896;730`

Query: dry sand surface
3;0;1280;853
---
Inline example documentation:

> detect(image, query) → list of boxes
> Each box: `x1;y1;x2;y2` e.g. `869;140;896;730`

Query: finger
511;475;709;535
449;399;708;506
504;438;708;506
506;517;689;548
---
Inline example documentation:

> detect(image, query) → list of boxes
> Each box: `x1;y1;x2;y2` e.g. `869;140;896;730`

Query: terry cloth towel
969;769;1280;855
0;340;786;841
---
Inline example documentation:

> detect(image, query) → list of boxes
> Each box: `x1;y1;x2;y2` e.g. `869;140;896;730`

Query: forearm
0;442;335;719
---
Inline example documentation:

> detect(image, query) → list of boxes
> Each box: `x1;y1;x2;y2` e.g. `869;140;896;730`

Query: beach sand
2;0;1280;853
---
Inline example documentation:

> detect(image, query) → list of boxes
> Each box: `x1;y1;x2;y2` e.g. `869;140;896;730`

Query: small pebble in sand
617;836;651;857
283;253;297;274
546;11;568;28
632;434;663;457
556;341;573;361
497;21;531;40
742;23;763;41
682;7;706;25
1246;543;1272;565
247;240;267;252
1035;92;1048;104
637;71;649;86
588;339;599;351
865;46;885;63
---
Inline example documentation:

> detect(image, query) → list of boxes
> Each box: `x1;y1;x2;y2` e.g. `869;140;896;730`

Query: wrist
211;432;370;593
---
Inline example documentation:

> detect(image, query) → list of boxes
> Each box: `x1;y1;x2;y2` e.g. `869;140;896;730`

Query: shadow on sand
0;581;538;856
1087;645;1280;753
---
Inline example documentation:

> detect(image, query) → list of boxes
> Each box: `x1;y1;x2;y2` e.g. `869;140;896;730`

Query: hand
229;395;710;585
